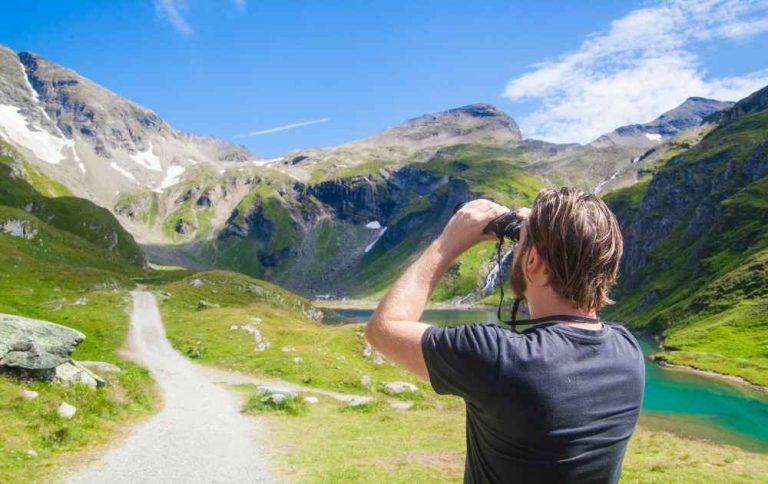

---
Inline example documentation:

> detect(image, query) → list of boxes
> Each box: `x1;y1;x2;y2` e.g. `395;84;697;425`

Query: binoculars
453;202;525;242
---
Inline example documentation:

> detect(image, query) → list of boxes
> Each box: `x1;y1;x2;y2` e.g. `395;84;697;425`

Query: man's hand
438;199;510;258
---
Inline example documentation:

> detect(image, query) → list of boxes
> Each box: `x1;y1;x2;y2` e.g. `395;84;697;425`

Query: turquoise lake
333;308;768;452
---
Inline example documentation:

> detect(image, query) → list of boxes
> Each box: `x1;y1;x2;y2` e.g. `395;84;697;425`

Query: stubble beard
510;244;528;301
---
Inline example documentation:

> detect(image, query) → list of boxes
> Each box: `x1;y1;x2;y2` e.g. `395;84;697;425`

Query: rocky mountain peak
590;96;732;149
356;102;521;150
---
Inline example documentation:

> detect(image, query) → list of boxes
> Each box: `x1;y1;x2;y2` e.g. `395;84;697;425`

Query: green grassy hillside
0;139;146;266
603;86;768;386
0;143;157;482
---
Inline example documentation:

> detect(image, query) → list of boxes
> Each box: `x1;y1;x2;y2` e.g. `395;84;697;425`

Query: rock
256;385;297;399
347;397;374;407
196;300;220;311
22;389;39;400
292;357;302;363
360;375;371;387
26;449;38;458
373;353;385;366
265;393;287;405
55;361;106;388
229;324;239;330
390;400;414;411
73;297;88;306
1;219;37;239
58;402;77;419
0;313;85;380
303;396;319;405
383;381;418;395
189;278;205;287
79;361;122;374
281;346;296;353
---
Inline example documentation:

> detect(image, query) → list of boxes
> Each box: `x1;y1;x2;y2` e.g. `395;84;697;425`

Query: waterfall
481;247;514;296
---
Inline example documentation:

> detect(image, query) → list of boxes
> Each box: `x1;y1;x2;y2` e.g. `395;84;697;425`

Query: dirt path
65;291;275;483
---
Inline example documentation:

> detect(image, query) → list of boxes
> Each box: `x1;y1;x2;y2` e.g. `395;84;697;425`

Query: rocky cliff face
605;84;768;331
0;44;255;209
211;164;475;295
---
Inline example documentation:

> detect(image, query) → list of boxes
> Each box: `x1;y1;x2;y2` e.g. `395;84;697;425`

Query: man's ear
526;246;549;287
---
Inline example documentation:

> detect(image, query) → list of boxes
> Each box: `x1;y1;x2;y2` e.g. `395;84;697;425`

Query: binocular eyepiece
453;202;525;242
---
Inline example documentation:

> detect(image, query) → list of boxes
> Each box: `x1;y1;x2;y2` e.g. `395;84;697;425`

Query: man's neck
528;296;601;330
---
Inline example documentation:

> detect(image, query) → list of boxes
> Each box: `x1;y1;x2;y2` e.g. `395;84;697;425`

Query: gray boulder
55;361;106;388
0;313;85;380
383;381;418;395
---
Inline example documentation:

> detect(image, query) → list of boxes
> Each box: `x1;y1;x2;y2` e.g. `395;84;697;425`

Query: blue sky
2;0;767;157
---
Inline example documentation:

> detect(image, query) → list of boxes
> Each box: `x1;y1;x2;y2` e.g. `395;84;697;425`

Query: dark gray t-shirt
422;322;645;484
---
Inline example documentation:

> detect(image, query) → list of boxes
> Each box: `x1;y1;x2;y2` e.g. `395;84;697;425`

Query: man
366;187;645;484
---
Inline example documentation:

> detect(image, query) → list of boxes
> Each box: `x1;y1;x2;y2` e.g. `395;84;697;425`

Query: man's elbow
364;316;387;351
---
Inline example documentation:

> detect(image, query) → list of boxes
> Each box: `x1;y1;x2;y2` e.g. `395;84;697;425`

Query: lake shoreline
650;356;768;394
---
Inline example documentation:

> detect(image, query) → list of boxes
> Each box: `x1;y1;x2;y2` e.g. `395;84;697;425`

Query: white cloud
233;0;246;12
502;0;768;143
234;118;331;138
154;0;193;37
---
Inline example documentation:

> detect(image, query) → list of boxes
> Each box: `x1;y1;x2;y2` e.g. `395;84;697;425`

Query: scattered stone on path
383;381;418;395
22;389;39;400
347;396;374;407
303;396;319;405
390;400;414;411
79;361;122;374
360;375;371;388
58;402;77;419
0;313;85;381
55;361;106;388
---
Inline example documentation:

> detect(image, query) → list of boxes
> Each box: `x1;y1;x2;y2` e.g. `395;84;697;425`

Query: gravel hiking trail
65;291;275;484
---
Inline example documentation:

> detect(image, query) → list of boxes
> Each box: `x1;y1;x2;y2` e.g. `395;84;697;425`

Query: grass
0;145;158;482
156;271;431;399
251;385;768;483
152;269;768;482
0;217;157;482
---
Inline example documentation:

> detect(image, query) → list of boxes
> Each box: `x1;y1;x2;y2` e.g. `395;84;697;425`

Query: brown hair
525;187;623;312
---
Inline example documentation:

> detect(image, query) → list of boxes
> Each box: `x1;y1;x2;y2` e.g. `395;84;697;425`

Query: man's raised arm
365;200;509;380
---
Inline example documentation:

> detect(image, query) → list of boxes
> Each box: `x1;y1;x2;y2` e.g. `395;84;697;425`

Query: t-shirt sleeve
421;324;502;401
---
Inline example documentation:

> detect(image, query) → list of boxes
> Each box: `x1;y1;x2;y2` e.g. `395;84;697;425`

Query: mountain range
1;43;766;388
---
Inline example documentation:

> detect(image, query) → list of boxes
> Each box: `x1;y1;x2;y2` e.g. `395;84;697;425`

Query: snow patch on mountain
110;161;136;181
129;142;162;171
364;227;387;253
365;220;382;229
0;104;68;164
644;133;663;142
159;165;186;190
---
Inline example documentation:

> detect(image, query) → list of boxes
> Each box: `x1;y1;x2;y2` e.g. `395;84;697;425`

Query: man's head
510;187;623;313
